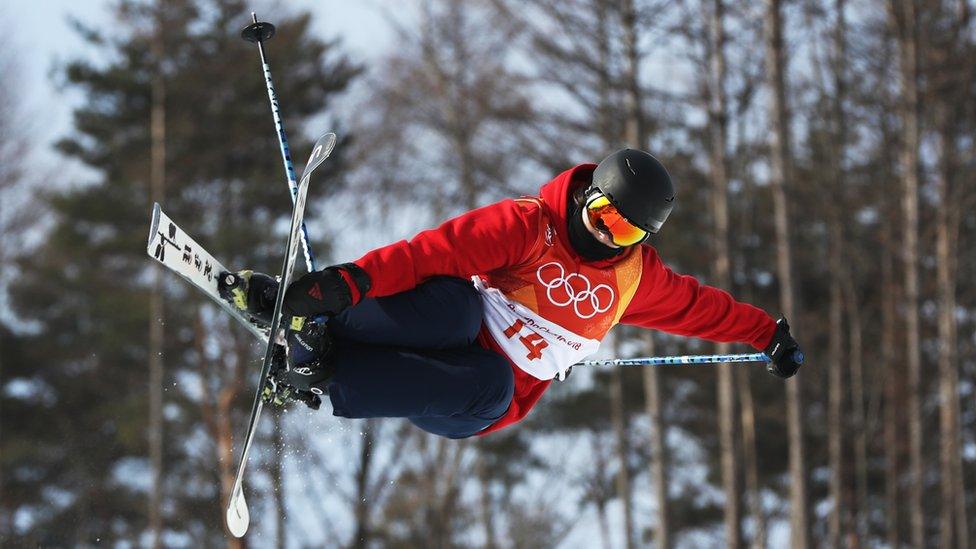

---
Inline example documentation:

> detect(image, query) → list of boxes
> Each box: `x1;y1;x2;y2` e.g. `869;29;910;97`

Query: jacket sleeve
352;199;545;298
619;247;777;350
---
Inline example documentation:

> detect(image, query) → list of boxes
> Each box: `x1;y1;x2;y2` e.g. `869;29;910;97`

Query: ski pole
242;12;318;272
575;352;775;367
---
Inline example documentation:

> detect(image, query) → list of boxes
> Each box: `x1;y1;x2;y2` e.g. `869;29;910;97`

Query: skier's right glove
283;263;371;318
764;317;804;379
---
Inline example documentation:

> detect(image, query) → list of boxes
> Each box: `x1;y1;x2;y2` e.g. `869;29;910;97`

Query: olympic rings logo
535;261;615;319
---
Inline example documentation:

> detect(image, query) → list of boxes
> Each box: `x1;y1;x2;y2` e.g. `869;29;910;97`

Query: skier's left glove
283;263;371;318
763;317;804;379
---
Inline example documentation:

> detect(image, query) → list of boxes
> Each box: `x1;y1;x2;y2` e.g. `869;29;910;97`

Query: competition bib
473;277;600;380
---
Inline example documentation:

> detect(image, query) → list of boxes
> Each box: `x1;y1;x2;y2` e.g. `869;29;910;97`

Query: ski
224;132;335;537
147;204;269;343
222;14;339;538
147;131;335;537
146;128;336;345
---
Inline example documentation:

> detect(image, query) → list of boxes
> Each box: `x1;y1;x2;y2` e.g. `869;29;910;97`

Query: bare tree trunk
953;138;976;549
642;333;671;549
888;2;925;546
881;209;901;549
705;2;740;545
950;390;968;549
424;436;446;548
217;392;243;549
828;8;870;537
272;414;286;549
950;394;968;548
734;109;765;549
594;0;617;148
762;1;807;546
935;116;967;549
597;499;612;549
610;336;634;549
445;1;478;212
716;353;740;548
352;420;375;548
827;2;848;544
195;313;244;548
476;441;497;549
416;435;468;548
870;26;903;549
620;0;644;148
827;226;844;549
147;11;167;547
592;434;613;549
843;273;868;546
736;367;765;549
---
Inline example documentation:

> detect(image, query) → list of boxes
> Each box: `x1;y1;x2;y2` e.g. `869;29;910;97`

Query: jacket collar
536;164;638;268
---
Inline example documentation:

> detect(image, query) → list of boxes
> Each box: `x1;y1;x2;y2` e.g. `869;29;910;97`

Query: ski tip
148;203;161;252
299;133;338;181
318;132;337;152
225;488;250;537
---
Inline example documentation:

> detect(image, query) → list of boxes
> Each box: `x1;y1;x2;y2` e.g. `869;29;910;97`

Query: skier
220;149;803;439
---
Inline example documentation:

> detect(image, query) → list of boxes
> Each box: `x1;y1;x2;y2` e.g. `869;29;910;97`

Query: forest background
1;0;974;547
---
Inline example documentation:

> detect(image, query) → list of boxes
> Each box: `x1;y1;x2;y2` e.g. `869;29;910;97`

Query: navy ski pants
324;277;514;439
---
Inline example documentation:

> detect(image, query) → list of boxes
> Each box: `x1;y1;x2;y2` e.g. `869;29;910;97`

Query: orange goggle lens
585;195;648;246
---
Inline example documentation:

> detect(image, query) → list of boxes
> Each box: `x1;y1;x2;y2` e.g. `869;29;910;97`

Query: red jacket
354;165;776;434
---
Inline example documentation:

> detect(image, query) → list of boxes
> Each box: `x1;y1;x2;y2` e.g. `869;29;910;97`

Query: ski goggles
585;193;649;246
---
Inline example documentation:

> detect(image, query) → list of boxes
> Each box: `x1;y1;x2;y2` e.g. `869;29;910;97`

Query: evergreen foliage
2;1;359;543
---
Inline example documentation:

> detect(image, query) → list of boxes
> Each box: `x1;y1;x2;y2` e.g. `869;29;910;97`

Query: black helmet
590;149;675;234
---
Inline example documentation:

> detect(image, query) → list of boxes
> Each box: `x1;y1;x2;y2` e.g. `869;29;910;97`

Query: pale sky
8;0;396;172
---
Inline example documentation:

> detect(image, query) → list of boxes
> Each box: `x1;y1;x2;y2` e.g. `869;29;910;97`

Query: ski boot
282;316;336;395
262;344;323;410
217;270;279;329
218;270;336;409
261;318;335;409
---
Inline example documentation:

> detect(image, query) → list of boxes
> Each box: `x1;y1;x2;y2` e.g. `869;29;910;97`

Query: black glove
284;317;336;395
764;317;804;378
283;262;371;318
217;270;279;328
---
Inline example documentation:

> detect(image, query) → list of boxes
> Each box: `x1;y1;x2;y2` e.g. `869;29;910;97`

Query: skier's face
581;193;648;247
581;207;622;248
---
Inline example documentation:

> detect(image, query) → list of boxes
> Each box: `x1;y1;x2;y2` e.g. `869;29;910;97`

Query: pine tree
3;1;359;543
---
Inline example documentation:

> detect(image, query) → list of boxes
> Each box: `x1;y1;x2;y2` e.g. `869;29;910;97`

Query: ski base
147;204;270;342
